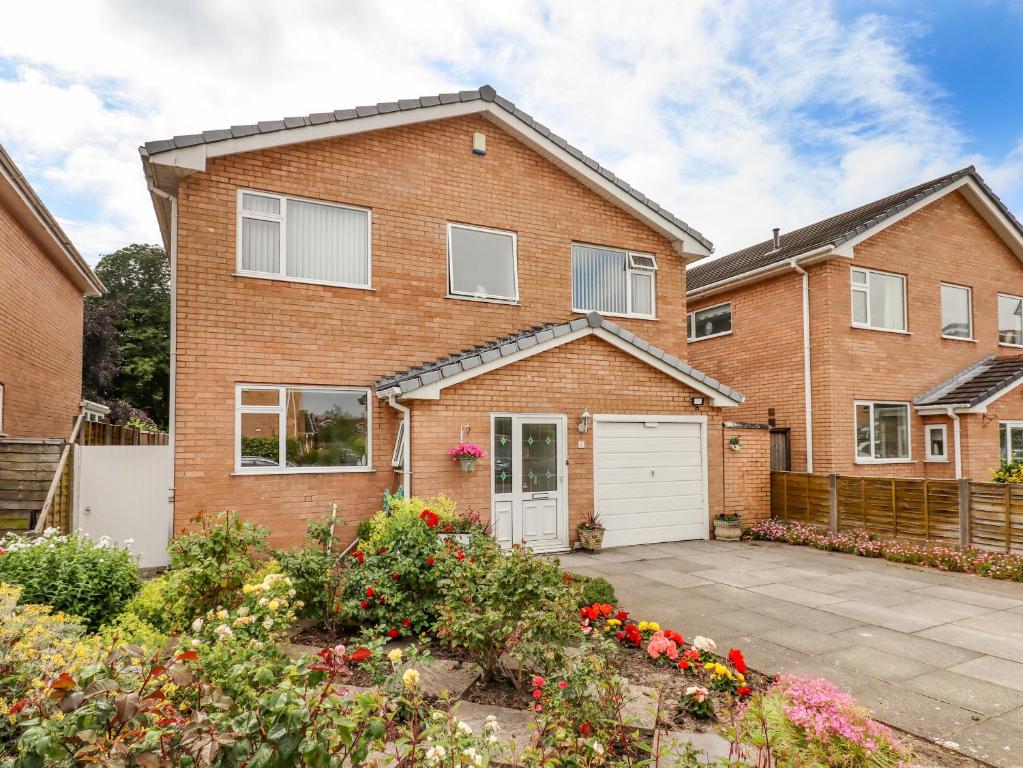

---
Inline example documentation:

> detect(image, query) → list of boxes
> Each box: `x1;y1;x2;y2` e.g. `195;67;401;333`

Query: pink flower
532;676;545;688
646;630;679;661
532;689;542;699
558;681;568;689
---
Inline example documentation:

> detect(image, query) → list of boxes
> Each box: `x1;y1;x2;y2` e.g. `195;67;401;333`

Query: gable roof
141;85;711;258
0;143;104;297
375;311;743;406
916;355;1023;410
687;166;1023;294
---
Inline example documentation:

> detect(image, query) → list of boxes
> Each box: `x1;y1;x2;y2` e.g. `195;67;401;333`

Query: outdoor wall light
691;396;705;410
578;408;592;433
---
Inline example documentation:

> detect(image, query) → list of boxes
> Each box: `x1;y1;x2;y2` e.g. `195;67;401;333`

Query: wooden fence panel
80;421;168;447
924;481;961;543
769;472;829;527
969;483;1023;553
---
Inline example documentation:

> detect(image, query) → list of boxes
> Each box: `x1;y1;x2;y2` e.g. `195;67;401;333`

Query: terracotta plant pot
458;456;477;472
714;517;742;541
578;526;605;551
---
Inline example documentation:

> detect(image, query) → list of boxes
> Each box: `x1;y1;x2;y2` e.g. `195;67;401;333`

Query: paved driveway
558;539;1023;768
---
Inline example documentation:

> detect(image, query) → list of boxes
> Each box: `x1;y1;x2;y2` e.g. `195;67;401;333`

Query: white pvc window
851;267;906;332
391;419;406;469
571;244;657;318
688;302;732;341
235;384;371;473
447;223;518;302
1001;422;1023;462
925;424;947;461
855;401;910;462
237;190;371;288
999;294;1023;346
940;284;972;340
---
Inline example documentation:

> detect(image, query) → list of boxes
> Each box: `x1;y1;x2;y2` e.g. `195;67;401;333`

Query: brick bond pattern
687;191;1023;481
0;201;83;439
174;114;769;546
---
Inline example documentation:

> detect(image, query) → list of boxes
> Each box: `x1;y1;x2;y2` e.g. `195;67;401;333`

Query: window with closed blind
236;189;371;288
571;244;657;318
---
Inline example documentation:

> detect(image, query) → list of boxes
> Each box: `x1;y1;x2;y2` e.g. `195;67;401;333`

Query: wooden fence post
828;474;838;533
958;479;971;546
922;479;930;541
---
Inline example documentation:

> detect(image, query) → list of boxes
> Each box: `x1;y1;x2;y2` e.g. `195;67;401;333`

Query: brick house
686;167;1023;481
141;85;768;550
0;142;104;440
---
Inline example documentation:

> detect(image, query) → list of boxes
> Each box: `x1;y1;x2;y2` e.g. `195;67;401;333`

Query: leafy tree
82;244;170;428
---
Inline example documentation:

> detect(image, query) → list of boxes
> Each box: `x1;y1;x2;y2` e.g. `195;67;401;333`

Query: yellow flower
402;668;421;690
388;648;403;664
268;599;281;612
606;618;621;628
242;584;255;595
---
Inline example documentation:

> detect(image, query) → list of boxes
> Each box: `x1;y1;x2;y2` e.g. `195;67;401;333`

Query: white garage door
593;417;708;547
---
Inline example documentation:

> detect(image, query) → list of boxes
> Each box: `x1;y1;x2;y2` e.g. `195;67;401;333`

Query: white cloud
0;0;1019;262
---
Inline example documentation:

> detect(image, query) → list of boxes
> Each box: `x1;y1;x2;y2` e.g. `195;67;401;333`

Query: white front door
492;414;568;552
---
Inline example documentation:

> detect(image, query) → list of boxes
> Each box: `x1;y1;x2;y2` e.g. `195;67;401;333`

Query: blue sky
0;1;1021;262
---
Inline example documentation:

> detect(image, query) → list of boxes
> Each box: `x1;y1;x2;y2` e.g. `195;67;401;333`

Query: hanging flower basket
448;443;485;473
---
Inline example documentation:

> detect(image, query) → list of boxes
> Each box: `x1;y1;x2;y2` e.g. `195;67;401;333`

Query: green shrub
98;612;167;653
167;509;269;614
435;543;580;683
993;459;1023;483
276;516;346;627
122;570;192;633
0;530;139;630
362;493;458;549
568;573;617;607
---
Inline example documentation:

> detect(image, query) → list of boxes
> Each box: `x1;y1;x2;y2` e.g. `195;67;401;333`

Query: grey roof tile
687;166;1023;291
916;355;1023;407
374;314;742;403
141;84;712;251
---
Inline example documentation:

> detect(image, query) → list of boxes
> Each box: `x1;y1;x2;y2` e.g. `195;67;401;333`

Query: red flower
666;630;685;645
616;631;624;642
615;610;629;622
419;509;439;528
532;689;542;699
391;572;400;581
579;722;593;738
443;524;454;533
7;698;28;715
678;659;691;671
402;618;412;627
558;681;568;689
365;587;375;598
379;546;389;554
0;546;6;556
599;603;613;617
176;650;199;662
532;676;545;688
387;629;399;638
728;648;748;675
455;550;466;561
352;550;365;564
359;600;369;609
737;686;752;700
347;647;372;663
426;556;435;566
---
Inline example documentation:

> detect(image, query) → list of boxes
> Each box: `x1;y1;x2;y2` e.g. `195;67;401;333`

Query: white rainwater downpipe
386;393;411;495
947;407;963;479
790;259;814;473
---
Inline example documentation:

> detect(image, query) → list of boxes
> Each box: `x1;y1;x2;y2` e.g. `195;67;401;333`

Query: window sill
232;467;375;476
854;458;915;465
688;330;732;343
850;324;911;335
571;308;657;322
924;458;949;463
1000;342;1023;349
446;293;520;306
942;335;976;343
233;272;375;291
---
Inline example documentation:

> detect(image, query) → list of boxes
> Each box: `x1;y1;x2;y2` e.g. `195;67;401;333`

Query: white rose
191;618;204;632
693;636;717;653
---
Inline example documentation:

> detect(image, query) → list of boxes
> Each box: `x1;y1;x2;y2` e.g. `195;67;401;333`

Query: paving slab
901;669;1023;716
941;706;1023;768
746;582;843;608
454;701;534;751
948;656;1023;692
758;626;857;656
832;626;982;667
849;680;978;741
829;645;938;682
662;730;732;763
831;585;919;607
747;602;867;633
890;596;994;623
912;584;1023;609
688;583;769;609
689;568;777;588
620;683;660;730
820;600;946;633
918;624;1023;663
640;568;712;588
954;609;1023;639
710;609;791;634
410;657;481;699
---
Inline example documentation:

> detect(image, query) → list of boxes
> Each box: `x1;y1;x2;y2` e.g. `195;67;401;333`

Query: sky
1;1;1021;264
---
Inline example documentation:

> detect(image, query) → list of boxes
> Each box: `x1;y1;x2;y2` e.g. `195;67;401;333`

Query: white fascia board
834;177;1023;261
144;100;706;258
402;325;740;406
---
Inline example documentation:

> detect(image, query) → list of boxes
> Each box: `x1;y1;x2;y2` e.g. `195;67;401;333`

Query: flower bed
748;519;1023;580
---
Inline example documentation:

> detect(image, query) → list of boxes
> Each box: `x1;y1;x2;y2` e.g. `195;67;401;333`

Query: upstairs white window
238;190;371;287
688;303;732;341
571;244;657;318
447;223;518;302
999;294;1023;346
940;284;972;339
235;385;370;473
851;267;906;332
855;401;910;462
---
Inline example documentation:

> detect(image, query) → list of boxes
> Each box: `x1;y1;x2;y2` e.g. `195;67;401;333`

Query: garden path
559;539;1023;768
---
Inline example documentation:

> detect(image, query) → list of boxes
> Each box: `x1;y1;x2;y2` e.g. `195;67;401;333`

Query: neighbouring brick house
141;85;769;550
686;167;1023;481
0;142;104;439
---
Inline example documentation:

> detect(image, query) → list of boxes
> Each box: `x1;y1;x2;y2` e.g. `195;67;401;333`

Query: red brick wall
173;114;715;544
0;201;83;439
721;424;771;524
688;190;1023;480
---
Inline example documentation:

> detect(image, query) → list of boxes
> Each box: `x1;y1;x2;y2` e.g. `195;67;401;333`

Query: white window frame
236;188;373;289
924;423;948;462
853;400;912;464
234;383;372;475
687;302;732;342
850;267;907;333
570;242;657;320
1000;421;1023;462
391;419;406;469
940;283;973;341
447;223;519;303
999;293;1023;348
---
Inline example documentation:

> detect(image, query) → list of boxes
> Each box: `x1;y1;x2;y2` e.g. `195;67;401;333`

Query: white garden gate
73;445;173;568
